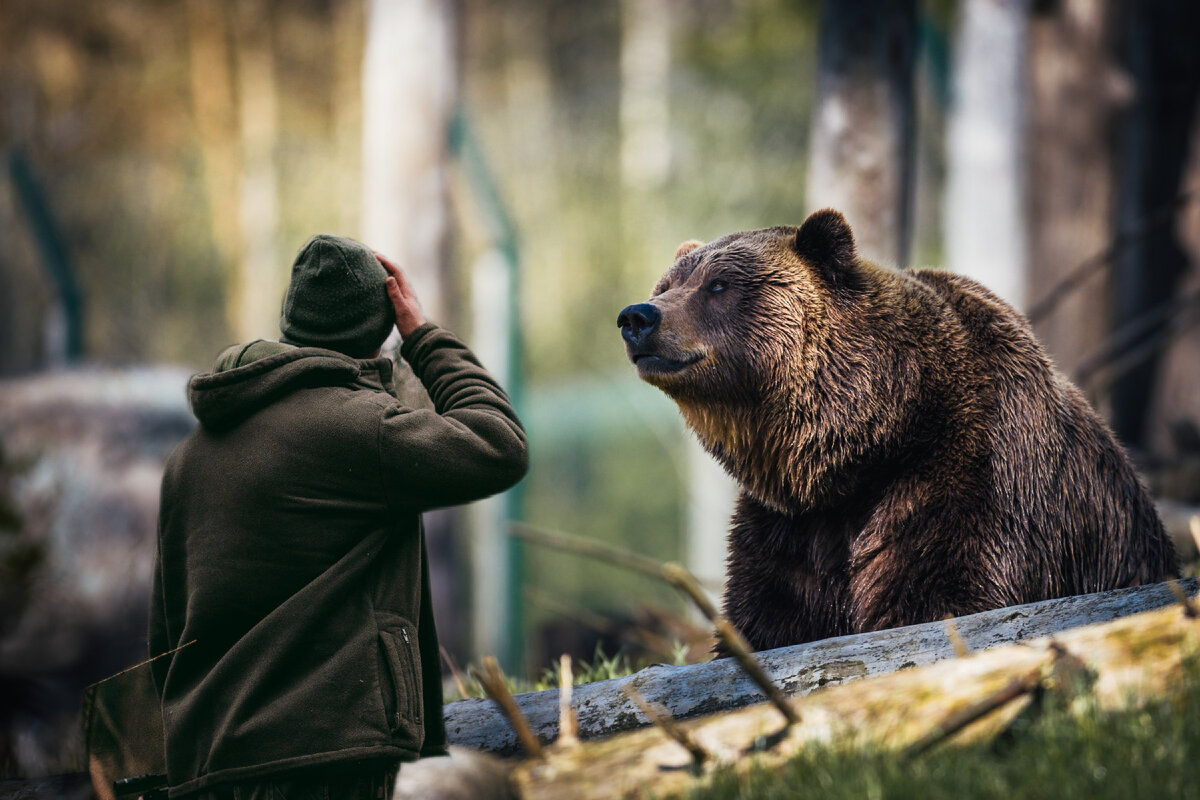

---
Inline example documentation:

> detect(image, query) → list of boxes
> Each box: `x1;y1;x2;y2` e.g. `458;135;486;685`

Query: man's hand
377;253;428;337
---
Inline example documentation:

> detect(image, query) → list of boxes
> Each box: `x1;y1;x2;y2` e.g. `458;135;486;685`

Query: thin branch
1076;286;1200;386
905;665;1043;759
661;563;800;727
1082;301;1200;395
1166;579;1199;620
513;523;798;726
622;684;710;771
943;615;970;658
558;654;579;747
511;522;667;580
511;522;724;592
473;656;544;758
440;645;471;701
1027;185;1200;325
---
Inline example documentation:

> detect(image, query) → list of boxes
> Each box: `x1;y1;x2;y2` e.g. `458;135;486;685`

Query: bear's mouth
632;351;704;376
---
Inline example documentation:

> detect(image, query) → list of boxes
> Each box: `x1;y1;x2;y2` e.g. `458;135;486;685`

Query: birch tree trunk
806;0;918;267
186;0;239;303
231;0;282;343
361;0;457;326
944;0;1028;309
331;0;364;236
618;0;735;601
361;0;470;661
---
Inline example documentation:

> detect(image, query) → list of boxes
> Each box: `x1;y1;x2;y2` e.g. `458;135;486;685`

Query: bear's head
617;209;918;511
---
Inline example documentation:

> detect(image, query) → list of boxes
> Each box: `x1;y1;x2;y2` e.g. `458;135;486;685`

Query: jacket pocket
377;619;422;737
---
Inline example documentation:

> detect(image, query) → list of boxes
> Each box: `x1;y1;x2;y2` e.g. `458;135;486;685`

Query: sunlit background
1;0;1199;780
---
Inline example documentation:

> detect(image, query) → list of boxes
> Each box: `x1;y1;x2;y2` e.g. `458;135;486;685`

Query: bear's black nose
617;303;661;345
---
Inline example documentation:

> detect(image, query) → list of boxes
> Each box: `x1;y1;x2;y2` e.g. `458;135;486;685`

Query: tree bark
231;0;282;343
1025;0;1124;378
945;0;1029;308
443;579;1197;755
361;0;458;326
186;0;240;312
807;0;918;267
511;587;1200;800
1109;0;1200;450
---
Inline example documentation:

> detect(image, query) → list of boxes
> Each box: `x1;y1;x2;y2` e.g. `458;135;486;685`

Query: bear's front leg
720;491;856;652
845;507;1022;634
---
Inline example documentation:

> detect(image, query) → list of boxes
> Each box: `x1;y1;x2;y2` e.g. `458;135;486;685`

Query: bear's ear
674;240;703;260
794;209;858;290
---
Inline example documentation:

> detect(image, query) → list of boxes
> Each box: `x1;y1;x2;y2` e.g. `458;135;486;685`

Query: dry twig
473;656;544;758
513;524;800;726
660;563;800;727
944;616;970;658
558;654;579;748
440;646;471;701
905;665;1044;759
1027;185;1200;325
1166;579;1199;619
622;684;710;771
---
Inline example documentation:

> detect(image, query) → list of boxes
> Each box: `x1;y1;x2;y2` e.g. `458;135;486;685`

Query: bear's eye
707;280;728;295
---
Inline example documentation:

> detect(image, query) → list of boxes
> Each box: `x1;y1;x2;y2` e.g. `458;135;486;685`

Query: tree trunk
944;0;1029;308
806;0;918;267
186;0;240;313
1109;0;1200;450
512;589;1200;799
231;0;282;343
331;0;364;236
443;579;1197;755
1024;0;1123;378
361;0;471;663
361;0;458;326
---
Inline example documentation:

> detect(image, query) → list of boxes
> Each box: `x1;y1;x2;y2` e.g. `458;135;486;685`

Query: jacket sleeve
378;323;528;510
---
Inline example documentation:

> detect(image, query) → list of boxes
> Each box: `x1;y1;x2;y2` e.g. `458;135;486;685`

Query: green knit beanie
279;234;394;358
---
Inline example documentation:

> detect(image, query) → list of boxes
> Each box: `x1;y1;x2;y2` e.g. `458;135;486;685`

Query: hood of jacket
189;341;394;433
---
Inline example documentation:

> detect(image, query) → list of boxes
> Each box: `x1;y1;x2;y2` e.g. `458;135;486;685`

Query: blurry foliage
521;428;686;644
444;639;692;703
2;0;867;668
671;0;820;231
461;0;826;660
464;0;823;383
0;0;360;367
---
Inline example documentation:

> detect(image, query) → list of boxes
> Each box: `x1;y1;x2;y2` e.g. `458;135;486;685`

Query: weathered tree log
512;588;1200;800
444;580;1198;755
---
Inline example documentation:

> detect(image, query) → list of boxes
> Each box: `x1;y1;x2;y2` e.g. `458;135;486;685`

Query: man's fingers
376;253;404;281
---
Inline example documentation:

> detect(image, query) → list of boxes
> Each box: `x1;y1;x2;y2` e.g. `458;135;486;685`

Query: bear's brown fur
618;209;1179;651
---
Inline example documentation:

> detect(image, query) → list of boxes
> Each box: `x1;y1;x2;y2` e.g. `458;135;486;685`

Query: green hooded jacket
149;323;527;796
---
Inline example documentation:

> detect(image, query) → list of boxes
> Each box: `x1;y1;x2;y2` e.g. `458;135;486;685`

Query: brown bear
617;209;1179;651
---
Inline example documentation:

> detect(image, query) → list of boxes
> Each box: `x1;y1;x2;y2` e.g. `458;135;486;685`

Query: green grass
684;656;1200;800
444;643;684;703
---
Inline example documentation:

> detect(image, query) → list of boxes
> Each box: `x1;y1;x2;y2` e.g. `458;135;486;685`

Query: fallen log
443;579;1198;755
511;588;1200;799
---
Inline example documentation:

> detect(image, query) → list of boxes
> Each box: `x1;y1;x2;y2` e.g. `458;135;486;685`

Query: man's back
151;323;526;795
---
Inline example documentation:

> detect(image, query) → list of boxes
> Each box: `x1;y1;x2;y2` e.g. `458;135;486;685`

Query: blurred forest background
2;0;1200;780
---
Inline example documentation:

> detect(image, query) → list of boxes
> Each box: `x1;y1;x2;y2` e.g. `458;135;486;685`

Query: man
149;234;527;798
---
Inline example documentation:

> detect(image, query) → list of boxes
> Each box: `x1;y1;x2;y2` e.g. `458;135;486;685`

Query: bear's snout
617;302;661;346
